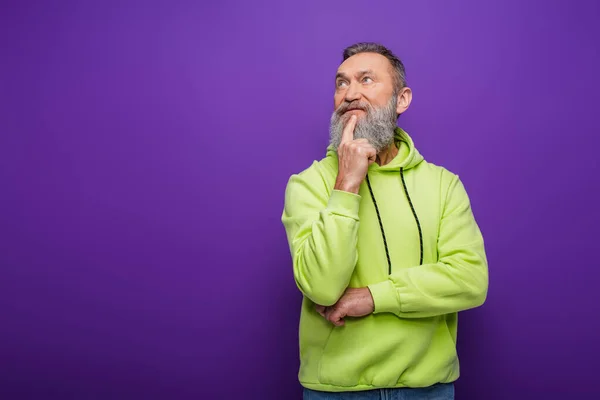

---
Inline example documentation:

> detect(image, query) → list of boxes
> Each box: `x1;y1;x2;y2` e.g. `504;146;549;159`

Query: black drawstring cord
400;167;424;266
365;175;392;275
365;167;424;275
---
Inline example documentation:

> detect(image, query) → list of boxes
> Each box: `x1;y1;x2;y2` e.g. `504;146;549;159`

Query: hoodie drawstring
365;174;392;274
365;167;424;275
400;167;424;266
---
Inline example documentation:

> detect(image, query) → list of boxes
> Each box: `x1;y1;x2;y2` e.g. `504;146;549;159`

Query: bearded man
281;42;489;400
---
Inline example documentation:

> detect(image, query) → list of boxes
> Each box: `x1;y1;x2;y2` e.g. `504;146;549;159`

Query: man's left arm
367;174;488;318
322;174;488;324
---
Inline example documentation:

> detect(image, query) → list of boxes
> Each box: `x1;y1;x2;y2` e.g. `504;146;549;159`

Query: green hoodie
281;127;488;392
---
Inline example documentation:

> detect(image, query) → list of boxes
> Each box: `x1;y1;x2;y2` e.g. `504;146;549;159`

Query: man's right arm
281;169;361;307
282;115;375;306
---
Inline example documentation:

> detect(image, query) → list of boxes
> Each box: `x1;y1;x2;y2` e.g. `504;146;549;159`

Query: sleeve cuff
368;280;400;314
326;189;361;220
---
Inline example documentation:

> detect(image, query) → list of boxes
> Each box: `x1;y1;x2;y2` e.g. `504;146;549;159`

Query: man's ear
396;87;413;115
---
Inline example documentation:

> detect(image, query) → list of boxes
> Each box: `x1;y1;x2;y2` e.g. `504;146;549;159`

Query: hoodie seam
301;380;454;389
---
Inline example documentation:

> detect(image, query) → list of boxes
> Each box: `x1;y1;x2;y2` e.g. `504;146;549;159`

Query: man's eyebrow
335;72;349;80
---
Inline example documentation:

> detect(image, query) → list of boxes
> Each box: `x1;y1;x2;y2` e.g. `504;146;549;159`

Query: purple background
1;0;599;399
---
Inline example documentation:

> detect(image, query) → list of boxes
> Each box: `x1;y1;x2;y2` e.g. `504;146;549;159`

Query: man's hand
314;288;375;326
334;115;377;194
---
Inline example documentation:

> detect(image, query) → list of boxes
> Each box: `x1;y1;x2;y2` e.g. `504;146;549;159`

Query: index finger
340;115;357;145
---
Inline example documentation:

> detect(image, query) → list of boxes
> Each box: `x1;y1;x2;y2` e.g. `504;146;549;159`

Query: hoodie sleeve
367;174;488;318
281;164;361;307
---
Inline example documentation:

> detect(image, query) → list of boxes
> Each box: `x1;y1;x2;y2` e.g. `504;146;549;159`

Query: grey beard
329;95;398;153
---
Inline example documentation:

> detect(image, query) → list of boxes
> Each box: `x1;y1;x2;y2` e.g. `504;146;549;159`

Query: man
281;42;488;400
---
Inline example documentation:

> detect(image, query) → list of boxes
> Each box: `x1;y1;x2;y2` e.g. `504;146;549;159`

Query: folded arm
367;175;488;318
282;169;361;306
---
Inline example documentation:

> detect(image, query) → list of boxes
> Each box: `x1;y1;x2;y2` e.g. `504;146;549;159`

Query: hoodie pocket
316;316;407;387
316;325;337;382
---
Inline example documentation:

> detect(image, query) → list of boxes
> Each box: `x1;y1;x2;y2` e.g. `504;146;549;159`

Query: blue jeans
303;383;454;400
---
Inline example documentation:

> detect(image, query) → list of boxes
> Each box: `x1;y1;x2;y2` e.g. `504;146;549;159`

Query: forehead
337;52;393;76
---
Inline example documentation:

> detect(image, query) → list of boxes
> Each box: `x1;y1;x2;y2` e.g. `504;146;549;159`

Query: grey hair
342;42;407;93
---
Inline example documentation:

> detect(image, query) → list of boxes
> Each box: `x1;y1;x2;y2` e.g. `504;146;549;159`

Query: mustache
335;101;372;116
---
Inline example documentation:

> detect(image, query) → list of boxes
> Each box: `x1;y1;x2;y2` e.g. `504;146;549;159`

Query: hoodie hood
326;127;424;172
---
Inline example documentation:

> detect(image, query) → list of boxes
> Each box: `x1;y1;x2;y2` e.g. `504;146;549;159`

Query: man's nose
344;81;362;102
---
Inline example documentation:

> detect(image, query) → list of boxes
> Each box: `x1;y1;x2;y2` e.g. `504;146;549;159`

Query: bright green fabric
281;128;488;392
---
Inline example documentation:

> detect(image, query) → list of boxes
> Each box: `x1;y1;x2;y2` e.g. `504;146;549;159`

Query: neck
376;142;399;166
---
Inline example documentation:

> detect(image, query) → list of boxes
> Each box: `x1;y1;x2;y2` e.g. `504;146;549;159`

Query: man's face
329;52;400;153
333;52;397;120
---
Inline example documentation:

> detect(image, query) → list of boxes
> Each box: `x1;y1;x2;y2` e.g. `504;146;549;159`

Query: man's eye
337;80;348;88
362;77;373;84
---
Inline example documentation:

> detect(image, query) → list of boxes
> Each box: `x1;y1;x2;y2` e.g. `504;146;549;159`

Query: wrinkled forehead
336;52;393;78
